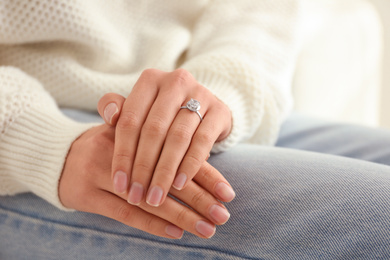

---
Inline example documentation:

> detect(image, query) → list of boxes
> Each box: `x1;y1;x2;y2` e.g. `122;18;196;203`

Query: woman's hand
59;124;234;239
97;68;232;207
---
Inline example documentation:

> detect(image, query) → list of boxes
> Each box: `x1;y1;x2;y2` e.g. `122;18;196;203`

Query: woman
1;0;390;259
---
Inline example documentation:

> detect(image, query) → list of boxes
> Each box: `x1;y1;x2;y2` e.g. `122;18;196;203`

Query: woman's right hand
59;124;234;239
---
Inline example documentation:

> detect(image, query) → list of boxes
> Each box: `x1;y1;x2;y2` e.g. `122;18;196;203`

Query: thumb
97;93;126;126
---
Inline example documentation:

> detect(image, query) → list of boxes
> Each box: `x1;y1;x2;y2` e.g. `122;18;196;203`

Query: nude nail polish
215;182;236;202
146;186;163;207
113;171;128;194
195;220;216;238
127;182;144;205
209;204;230;224
104;102;118;125
172;173;187;190
165;225;183;239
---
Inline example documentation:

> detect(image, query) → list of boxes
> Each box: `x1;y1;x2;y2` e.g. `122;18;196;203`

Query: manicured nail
209;205;230;224
127;182;144;205
165;225;184;239
146;186;163;207
104;102;118;125
215;182;236;202
172;173;187;190
195;220;216;238
113;171;128;194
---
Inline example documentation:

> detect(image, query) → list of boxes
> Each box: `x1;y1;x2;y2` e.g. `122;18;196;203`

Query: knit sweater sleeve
181;0;302;152
0;67;97;210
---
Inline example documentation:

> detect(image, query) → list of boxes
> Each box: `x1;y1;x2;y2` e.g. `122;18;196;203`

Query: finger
97;93;126;126
111;69;163;195
87;190;184;239
128;93;184;205
169;180;231;226
128;92;184;205
130;70;196;206
173;106;230;191
139;193;217;238
193;162;236;203
145;98;207;207
99;178;218;238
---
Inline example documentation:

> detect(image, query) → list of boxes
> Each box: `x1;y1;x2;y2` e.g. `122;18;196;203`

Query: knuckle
201;163;214;178
185;153;204;168
196;166;208;181
140;68;160;79
143;215;155;231
170;69;194;87
175;207;190;224
156;162;175;178
197;163;217;182
134;160;152;173
114;204;133;222
191;189;207;207
170;123;193;143
113;151;134;168
143;117;167;137
195;131;215;146
117;111;140;130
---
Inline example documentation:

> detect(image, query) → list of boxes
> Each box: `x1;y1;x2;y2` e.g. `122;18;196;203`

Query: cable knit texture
0;0;301;209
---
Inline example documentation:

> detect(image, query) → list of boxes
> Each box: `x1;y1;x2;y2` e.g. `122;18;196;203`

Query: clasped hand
59;69;235;239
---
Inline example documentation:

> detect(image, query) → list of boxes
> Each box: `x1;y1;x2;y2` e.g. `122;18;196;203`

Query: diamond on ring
180;98;203;121
186;99;201;112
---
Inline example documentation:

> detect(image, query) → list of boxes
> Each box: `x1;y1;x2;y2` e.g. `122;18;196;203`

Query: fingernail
215;182;236;202
104;102;118;125
196;220;216;238
113;171;128;194
146;186;163;207
172;173;187;190
209;205;230;224
165;225;184;239
127;182;144;205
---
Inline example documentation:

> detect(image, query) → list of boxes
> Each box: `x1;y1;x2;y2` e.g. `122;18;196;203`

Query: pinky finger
92;190;184;239
174;109;229;191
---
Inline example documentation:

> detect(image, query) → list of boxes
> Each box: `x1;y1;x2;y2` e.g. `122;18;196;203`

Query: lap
1;111;390;259
277;113;390;165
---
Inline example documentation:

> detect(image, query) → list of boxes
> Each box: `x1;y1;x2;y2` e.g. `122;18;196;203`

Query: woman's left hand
97;69;232;207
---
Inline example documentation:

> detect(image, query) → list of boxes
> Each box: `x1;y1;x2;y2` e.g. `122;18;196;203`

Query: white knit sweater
0;0;301;209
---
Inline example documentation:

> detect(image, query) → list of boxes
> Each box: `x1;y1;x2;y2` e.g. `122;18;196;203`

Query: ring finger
144;96;208;207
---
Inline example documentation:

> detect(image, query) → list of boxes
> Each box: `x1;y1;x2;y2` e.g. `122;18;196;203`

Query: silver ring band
181;98;203;121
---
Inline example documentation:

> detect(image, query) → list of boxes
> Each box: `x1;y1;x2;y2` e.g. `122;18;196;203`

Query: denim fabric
1;111;390;259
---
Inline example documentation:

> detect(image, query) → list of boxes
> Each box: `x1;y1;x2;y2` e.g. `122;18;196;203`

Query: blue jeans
1;112;390;259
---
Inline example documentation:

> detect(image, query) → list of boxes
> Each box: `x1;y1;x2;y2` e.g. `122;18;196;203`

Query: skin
97;68;233;207
59;124;235;239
